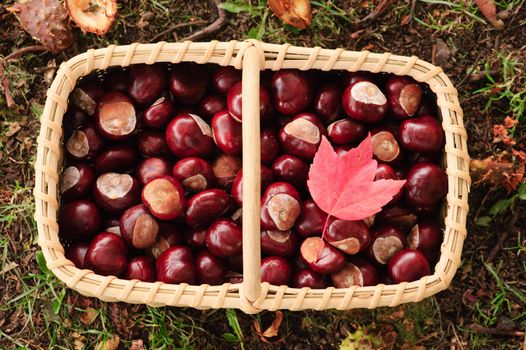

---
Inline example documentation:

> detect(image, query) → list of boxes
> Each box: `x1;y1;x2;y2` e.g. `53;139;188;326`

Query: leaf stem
321;214;331;241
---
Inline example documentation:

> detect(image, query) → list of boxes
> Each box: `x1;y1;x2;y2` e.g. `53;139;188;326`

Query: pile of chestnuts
60;62;446;288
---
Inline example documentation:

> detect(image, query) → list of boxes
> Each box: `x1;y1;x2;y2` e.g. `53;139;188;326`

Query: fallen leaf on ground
95;335;120;350
268;0;311;29
433;38;451;68
254;311;284;339
80;307;98;325
475;0;505;30
0;261;19;275
130;339;145;350
7;0;75;53
470;152;525;192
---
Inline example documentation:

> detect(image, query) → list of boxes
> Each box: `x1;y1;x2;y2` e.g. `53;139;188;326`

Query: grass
1;0;526;349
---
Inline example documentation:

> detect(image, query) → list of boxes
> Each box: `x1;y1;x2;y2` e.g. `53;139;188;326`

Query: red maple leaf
307;135;406;236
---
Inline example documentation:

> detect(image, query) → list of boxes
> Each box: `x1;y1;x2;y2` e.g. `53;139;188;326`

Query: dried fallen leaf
0;261;19;275
268;0;311;30
95;335;120;350
72;331;86;350
7;0;75;53
253;311;285;343
504;116;519;129
65;0;117;35
470;152;525;192
4;121;21;137
433;38;451;68
493;124;516;145
80;307;98;325
130;339;145;350
475;0;505;30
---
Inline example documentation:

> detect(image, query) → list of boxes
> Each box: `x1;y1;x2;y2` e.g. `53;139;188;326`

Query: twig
0;60;15;108
151;20;206;42
409;0;417;27
4;45;47;61
179;0;226;42
0;45;48;108
456;48;485;87
470;324;525;337
485;212;519;263
356;0;393;27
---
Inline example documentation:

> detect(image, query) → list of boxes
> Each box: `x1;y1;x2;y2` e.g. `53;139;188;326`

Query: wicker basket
34;40;470;314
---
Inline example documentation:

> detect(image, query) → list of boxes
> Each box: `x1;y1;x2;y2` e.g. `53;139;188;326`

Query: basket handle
241;46;262;303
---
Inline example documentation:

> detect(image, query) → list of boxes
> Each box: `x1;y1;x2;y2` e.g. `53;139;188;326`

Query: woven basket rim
34;40;470;313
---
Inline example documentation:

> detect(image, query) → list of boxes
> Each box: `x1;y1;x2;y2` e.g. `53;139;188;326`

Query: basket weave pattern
35;40;470;314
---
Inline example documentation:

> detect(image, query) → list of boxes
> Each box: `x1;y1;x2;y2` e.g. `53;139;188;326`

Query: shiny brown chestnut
195;250;227;285
261;230;298;257
63;106;89;133
104;69;129;91
324;218;371;255
124;256;156;282
85;232;127;276
137;157;171;185
185;189;231;228
165;114;214;158
60;163;95;200
70;82;105;116
292;268;328;289
66;122;106;161
279;113;326;160
199;95;227;120
260;128;280;164
211;110;242;154
374;163;402;203
211;154;241;189
147;222;184;258
342;81;387;123
376;202;418;230
142;97;176;128
169;63;209;105
230;167;274;206
271;154;308;188
172;157;215;193
312;84;341;123
119;204;159;249
261;256;292;285
95;91;137;140
371;130;402;164
261;182;302;231
227;81;271;122
327;118;367;145
340;71;375;87
128;64;167;106
399;115;444;153
94;144;138;174
156;246;196;284
212;66;242;95
387;249;431;283
142;175;185;220
408;218;442;263
367;225;405;265
295;199;327;237
93;173;140;214
137;129;170;157
65;241;90;269
186;228;208;249
59;199;101;241
206;218;242;257
271;70;312;115
331;258;379;288
404;163;447;207
385;76;423;119
300;237;345;275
